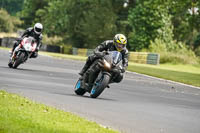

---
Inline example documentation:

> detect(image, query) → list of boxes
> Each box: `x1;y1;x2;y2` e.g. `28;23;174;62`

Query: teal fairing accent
75;80;81;90
91;76;103;95
91;83;99;95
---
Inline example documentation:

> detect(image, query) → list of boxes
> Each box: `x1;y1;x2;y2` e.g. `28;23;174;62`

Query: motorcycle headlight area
24;44;32;51
103;59;111;69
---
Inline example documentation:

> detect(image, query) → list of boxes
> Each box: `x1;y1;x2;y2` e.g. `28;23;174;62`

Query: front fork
11;46;20;59
11;50;28;64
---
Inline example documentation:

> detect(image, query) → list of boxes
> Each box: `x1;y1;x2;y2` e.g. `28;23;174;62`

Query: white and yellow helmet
113;34;127;52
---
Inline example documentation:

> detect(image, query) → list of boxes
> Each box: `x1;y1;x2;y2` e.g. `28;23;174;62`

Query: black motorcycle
8;37;37;69
74;51;123;98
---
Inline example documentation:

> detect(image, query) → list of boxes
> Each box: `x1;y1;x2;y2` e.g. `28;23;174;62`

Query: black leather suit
80;40;129;83
12;27;42;58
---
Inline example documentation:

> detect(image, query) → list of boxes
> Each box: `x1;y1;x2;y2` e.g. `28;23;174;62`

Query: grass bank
1;47;200;87
128;63;200;87
0;90;118;133
40;51;200;87
40;51;87;61
0;32;17;38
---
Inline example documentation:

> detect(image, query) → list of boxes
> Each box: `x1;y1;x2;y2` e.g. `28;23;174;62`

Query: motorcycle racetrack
0;49;200;133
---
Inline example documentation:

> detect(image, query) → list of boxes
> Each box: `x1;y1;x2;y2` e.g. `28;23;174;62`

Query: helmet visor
116;42;125;49
35;27;42;33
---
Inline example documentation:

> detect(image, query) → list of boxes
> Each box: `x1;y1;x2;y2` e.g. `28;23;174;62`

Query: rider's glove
112;68;121;74
121;67;125;73
103;51;109;55
96;52;106;57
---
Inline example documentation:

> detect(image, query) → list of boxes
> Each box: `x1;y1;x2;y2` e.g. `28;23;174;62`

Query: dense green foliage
31;0;117;48
0;0;23;15
128;0;174;51
67;0;117;48
169;0;200;48
19;0;48;28
148;39;198;64
0;9;22;32
0;0;200;64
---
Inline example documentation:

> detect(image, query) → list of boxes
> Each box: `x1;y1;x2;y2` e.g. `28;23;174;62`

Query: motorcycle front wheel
90;74;110;98
13;52;25;69
8;58;13;68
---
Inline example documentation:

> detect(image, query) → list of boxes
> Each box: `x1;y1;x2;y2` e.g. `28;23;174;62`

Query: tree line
0;0;200;56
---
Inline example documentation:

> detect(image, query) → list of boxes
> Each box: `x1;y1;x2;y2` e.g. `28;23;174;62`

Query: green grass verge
0;46;10;50
1;46;200;87
39;51;200;87
39;51;87;61
0;90;118;133
128;63;200;87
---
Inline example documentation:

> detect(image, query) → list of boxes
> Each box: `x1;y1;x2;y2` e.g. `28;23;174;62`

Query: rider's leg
114;73;124;83
11;41;19;55
83;62;99;91
79;55;95;76
112;72;124;83
30;51;38;58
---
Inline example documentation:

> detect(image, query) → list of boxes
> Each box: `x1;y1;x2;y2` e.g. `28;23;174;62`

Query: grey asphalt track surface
0;49;200;133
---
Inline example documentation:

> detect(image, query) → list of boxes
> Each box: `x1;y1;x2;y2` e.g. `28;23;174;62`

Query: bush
148;38;198;64
128;1;174;51
42;35;63;45
60;44;72;54
42;35;72;54
0;9;22;32
195;46;200;57
159;52;197;64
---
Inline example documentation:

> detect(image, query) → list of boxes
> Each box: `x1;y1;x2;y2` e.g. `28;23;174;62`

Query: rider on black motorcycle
79;34;129;84
11;23;43;58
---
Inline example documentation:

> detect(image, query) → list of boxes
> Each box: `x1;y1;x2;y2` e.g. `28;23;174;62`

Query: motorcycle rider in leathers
11;23;43;58
79;34;129;89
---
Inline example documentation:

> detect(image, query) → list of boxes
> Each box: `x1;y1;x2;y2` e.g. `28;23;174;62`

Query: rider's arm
122;49;129;72
93;41;109;57
20;27;32;38
36;34;43;51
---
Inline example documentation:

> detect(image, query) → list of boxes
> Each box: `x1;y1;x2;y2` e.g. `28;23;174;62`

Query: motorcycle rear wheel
74;79;86;96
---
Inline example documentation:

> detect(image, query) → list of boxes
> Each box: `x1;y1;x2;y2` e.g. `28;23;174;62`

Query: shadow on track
54;92;117;101
0;65;54;74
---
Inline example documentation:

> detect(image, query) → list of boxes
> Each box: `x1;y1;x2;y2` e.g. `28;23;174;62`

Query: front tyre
90;74;110;98
74;79;86;96
13;52;25;69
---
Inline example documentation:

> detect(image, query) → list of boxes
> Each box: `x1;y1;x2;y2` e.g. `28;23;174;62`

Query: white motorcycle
8;37;37;69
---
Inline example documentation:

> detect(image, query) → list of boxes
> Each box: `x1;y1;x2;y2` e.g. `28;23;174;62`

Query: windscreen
111;51;122;64
25;37;35;45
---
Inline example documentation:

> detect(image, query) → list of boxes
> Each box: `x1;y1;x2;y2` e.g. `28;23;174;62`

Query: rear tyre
74;79;86;96
13;52;25;69
90;74;110;98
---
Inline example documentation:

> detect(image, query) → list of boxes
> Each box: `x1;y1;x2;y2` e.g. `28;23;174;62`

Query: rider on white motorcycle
11;23;43;58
